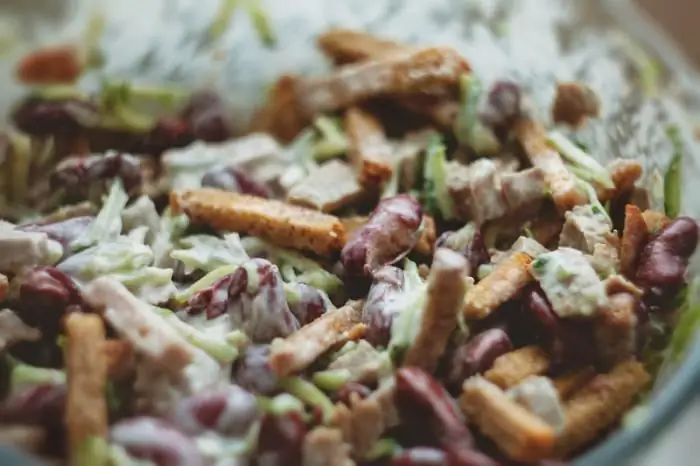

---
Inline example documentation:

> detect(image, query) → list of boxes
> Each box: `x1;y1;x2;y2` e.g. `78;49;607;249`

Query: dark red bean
180;91;233;143
341;195;423;277
363;266;405;347
0;383;66;426
18;266;81;335
525;286;560;343
435;229;489;279
395;368;474;459
136;116;194;155
636;217;699;290
391;447;447;466
18;216;94;251
479;80;522;140
255;412;307;466
333;382;373;406
286;282;329;326
111;417;204;466
201;165;272;198
12;98;97;136
233;345;279;396
171;385;259;437
446;329;512;392
186;259;299;342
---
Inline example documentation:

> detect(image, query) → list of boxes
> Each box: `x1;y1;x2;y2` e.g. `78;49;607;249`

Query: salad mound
0;25;698;466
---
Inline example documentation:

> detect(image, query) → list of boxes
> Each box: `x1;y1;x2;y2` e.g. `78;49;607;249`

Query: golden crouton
552;367;596;400
344;106;395;187
620;205;649;278
302;427;354;466
65;313;108;462
287;160;367;213
554;359;650;458
317;28;410;65
608;159;643;197
529;207;565;248
515;117;588;213
249;74;308;143
485;346;551;389
171;188;346;256
642;209;670;234
403;249;468;373
551;82;600;128
269;300;364;377
461;377;556;462
463;251;534;319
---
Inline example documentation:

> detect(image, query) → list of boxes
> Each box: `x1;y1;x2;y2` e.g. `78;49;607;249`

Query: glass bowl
1;0;699;464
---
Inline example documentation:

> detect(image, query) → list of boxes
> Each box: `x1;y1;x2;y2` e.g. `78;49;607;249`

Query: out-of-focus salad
0;25;698;466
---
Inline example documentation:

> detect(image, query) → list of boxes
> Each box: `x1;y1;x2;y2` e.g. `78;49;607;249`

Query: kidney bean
255;412;307;466
435;229;489;279
201;165;272;198
18;216;94;252
446;329;512;392
479;80;522;140
362;266;405;347
111;417;204;466
12;98;97;136
395;368;474;459
171;385;259;437
333;382;373;406
233;345;279;396
135;116;194;155
523;286;560;344
286;282;329;326
181;91;234;143
636;217;699;290
0;383;66;426
18;266;81;336
186;259;299;342
341;195;423;277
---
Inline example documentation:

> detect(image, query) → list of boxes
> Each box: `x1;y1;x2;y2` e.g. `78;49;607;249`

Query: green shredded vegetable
245;0;277;47
422;134;455;219
312;369;351;391
278;377;335;424
365;438;403;460
173;264;240;304
664;125;682;219
548;131;614;190
10;363;65;391
71;180;129;251
313;116;348;161
454;74;500;155
75;436;109;466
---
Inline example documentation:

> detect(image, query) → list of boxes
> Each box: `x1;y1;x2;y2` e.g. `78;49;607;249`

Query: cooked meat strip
287;160;367;213
484;346;551;389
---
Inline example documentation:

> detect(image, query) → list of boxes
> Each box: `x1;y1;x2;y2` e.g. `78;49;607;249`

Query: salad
0;25;698;466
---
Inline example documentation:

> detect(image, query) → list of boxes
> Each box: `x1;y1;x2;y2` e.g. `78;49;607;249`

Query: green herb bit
664;124;682;219
531;257;548;271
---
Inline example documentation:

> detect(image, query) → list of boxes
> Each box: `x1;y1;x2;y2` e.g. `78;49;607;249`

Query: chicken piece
327;340;390;384
460;377;556;462
447;159;507;224
302;427;355;466
551;82;600;128
551;367;595;400
620;205;649;278
0;228;62;275
642;209;670;234
294;47;470;117
507;376;566;433
594;292;639;367
170;189;346;256
287;160;367;213
514;117;587;213
485;346;551;389
403;249;469;372
529;205;564;248
317;28;410;65
463;252;533;319
0;309;40;352
397;96;461;130
554;360;650;458
500;167;547;219
65;313;108;461
559;205;614;255
82;277;195;375
344;107;395;187
249;75;308;143
269;300;364;376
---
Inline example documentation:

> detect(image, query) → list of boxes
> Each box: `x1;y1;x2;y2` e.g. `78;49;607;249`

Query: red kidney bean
524;286;560;344
201;165;272;198
171;385;259;437
12;98;97;136
333;382;373;406
395;368;474;460
233;344;279;396
435;229;489;279
181;91;234;143
135;116;194;155
636;217;699;290
0;383;66;426
341;195;423;277
363;266;405;347
255;412;307;466
186;259;299;343
286;282;329;326
110;417;204;466
50;152;142;202
18;216;94;252
18;266;81;335
446;329;512;392
479;80;522;141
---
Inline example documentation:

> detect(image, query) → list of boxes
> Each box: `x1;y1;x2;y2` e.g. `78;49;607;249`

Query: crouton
249;75;308;143
171;188;346;255
551;82;600;128
485;346;551;389
269;300;364;377
302;427;354;466
461;377;556;461
620;205;649;278
287;160;367;213
64;313;108;461
554;360;650;458
463;251;533;319
344;106;395;187
552;367;596;400
317;28;410;65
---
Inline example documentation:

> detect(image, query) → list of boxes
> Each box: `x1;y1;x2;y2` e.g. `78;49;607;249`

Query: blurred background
637;0;700;67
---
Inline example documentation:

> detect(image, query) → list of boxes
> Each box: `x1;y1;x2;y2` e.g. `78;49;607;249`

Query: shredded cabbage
388;260;427;363
664;125;682;219
10;361;65;393
454;74;500;155
71;180;129;251
171;233;250;274
548;131;614;191
312;369;352;391
278;377;335;423
422;135;455;219
313;116;348;162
